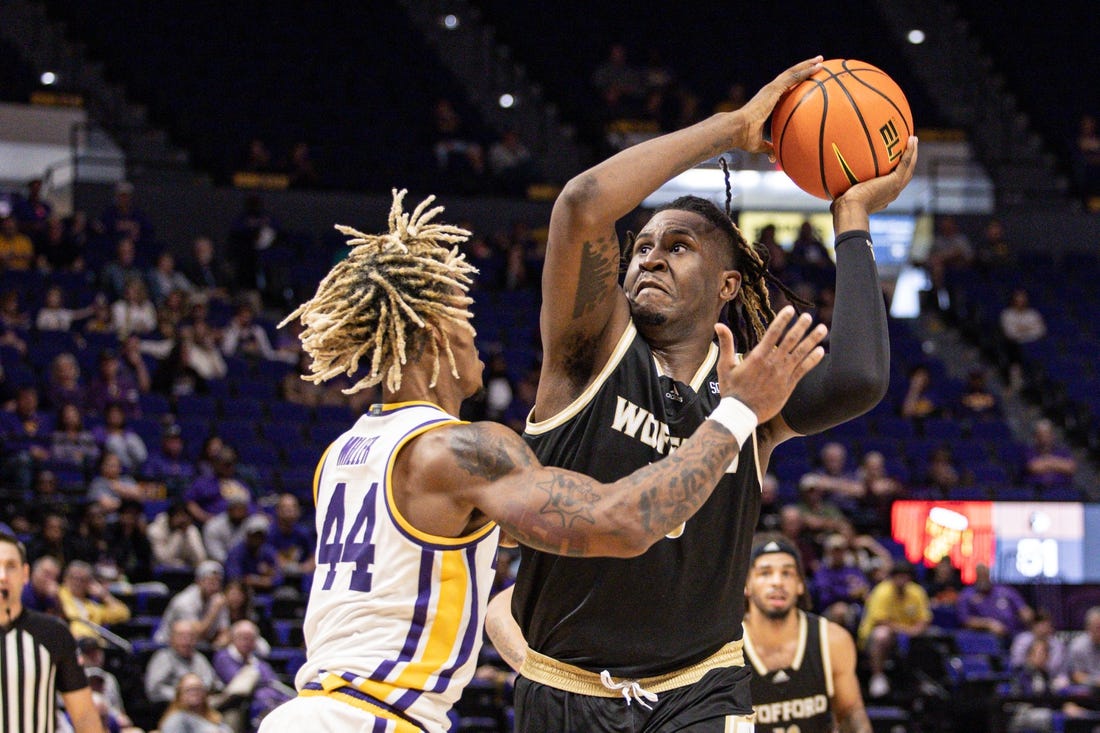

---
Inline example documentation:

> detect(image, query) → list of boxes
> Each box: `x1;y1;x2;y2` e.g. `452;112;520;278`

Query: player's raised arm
416;308;825;557
537;58;824;414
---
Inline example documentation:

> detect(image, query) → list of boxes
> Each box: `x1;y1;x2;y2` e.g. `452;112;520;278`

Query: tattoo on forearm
534;473;599;527
571;236;620;319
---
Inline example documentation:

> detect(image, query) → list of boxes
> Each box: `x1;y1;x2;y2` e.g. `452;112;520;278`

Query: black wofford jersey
744;611;834;733
514;321;761;677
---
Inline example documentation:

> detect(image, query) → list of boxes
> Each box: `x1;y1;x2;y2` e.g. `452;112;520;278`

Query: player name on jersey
755;694;829;724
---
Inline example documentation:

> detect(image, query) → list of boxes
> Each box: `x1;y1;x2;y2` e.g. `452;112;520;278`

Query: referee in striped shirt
1;530;105;733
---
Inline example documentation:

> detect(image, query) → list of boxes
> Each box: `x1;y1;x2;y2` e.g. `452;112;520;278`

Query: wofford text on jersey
754;694;829;724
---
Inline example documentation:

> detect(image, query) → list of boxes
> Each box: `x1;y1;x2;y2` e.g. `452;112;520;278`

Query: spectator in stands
76;635;141;733
156;673;232;733
153;328;208;398
87;349;142;418
148;500;208;570
92;403;148;473
488;128;538;196
21;554;62;616
1072;113;1100;203
590;43;644;114
999;287;1047;391
956;366;1001;422
146;251;195;306
120;334;153;394
957;562;1033;639
0;212;35;270
925;214;973;302
58;559;132;642
242;139;276;174
155;560;230;647
899;363;944;421
111;277;159;338
223;513;281;595
285;141;321;190
227;194;284;294
100;237;144;301
186;444;248;526
222;579;271;647
974;217;1014;271
778;504;820;577
201;484;254;563
50;401;100;469
145;423;196;495
924;555;965;610
856;450;906;535
1023;418;1078;492
0;288;31;332
1064;606;1100;687
87;450;144;516
181;236;233;303
794;474;849;545
80;294;114;336
25;510;90;567
0;384;51;488
921;444;964;496
799;441;865;515
220;302;275;361
812;532;871;633
35;213;86;273
194;435;226;478
45;352;87;411
429;98;486;194
859;560;932;699
270;493;314;582
75;503;117;580
1011;608;1068;677
789;220;835;289
212;620;292;728
95;180;155;248
13;178;53;243
36;283;94;332
104;499;157;585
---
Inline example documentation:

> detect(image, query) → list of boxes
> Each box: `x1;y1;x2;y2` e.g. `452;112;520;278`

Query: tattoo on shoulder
572;236;620;319
449;426;532;480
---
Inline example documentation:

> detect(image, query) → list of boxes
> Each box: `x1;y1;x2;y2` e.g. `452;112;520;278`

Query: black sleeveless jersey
744;611;834;733
514;321;761;677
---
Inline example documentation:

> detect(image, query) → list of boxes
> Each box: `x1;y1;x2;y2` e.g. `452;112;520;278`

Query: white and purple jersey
295;401;500;732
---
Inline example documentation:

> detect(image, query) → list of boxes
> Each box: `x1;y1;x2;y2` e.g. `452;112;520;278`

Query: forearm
838;706;873;733
780;233;889;434
559;112;745;225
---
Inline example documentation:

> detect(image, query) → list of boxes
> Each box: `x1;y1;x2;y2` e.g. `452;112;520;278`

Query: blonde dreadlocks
279;188;478;394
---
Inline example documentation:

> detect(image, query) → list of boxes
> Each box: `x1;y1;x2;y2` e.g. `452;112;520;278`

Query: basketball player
743;538;871;733
503;54;917;730
257;189;828;732
0;531;106;733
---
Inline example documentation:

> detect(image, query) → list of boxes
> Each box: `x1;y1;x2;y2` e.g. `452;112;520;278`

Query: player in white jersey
258;188;828;732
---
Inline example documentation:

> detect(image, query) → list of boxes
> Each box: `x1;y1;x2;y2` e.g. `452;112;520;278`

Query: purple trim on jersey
370;551;436;683
301;682;428;731
391;545;484;714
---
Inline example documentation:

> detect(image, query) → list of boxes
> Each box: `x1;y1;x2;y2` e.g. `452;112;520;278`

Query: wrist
708;397;758;447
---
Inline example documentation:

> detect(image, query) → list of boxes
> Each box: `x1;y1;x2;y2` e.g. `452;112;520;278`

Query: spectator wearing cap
185;445;247;525
148;500;208;571
224;514;282;595
201;485;253;563
144;424;196;497
77;635;138;732
858;560;932;699
155;561;230;647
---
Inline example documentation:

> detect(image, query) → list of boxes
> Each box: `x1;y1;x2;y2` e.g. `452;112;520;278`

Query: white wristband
708;397;758;447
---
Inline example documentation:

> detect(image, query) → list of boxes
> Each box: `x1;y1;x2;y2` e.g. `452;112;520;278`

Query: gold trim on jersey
688;341;719;392
299;686;421;732
524;321;638;434
383;419;498;546
742;609;808;677
791;609;809;670
312;443;334;507
820;615;835;698
520;639;744;696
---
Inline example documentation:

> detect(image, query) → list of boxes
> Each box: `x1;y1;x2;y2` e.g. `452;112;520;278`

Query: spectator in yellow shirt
858;560;932;699
0;214;35;270
57;560;131;642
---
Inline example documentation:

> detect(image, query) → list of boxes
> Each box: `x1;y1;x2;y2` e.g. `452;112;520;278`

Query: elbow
554;174;603;226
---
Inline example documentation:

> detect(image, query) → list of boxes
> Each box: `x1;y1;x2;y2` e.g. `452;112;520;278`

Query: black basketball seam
775;79;827;197
834;60;880;190
843;66;914;140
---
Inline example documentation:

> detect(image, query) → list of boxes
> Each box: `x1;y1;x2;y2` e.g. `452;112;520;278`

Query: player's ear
720;270;741;302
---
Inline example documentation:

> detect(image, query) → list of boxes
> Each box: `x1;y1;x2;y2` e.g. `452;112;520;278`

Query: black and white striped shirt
1;608;89;733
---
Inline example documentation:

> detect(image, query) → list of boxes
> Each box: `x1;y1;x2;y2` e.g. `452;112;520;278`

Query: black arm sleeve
779;230;890;435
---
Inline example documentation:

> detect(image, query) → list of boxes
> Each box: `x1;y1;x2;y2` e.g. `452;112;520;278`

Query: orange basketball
770;59;913;200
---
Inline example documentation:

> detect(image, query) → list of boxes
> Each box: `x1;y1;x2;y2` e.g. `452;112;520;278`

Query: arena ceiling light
441;14;460;30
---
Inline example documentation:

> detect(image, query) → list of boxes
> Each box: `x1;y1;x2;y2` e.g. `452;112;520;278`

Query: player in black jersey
743;538;871;733
493;55;917;731
0;531;105;733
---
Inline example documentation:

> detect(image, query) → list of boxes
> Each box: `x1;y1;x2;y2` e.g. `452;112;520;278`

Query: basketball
770;59;914;200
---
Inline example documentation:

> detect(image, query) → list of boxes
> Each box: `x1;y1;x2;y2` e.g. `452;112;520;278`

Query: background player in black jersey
498;55;917;731
0;531;106;733
743;538;872;733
